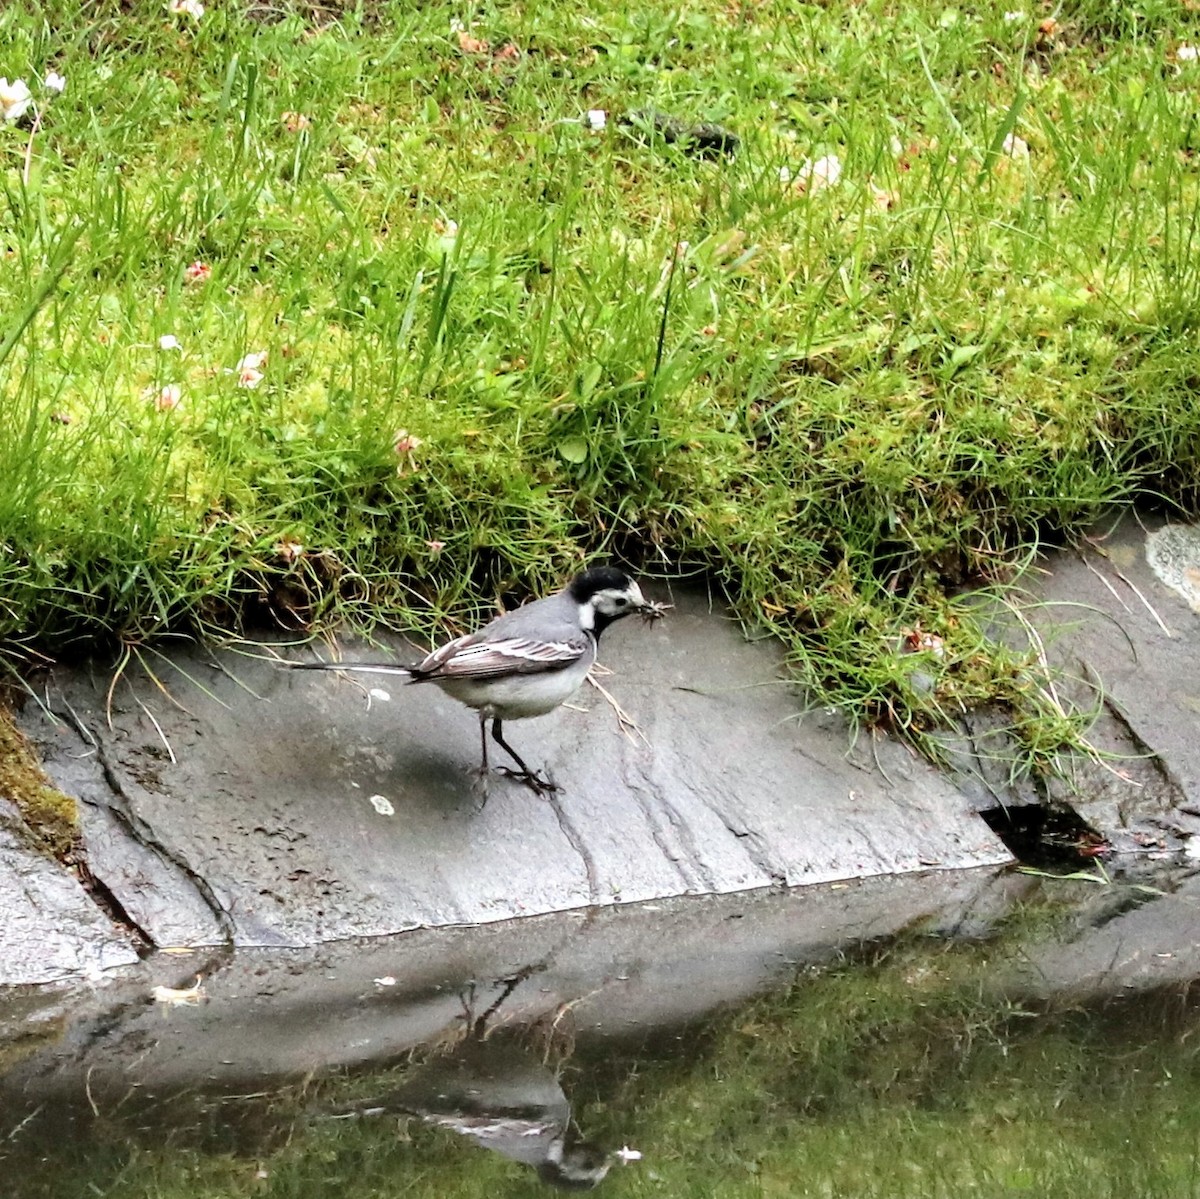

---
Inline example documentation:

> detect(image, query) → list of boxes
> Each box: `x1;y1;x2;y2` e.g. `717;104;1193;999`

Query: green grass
3;0;1200;761
7;909;1200;1198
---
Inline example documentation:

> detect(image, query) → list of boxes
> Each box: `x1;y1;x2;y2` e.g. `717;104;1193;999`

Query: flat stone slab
0;801;138;985
941;514;1200;855
18;587;1011;951
0;867;1014;1104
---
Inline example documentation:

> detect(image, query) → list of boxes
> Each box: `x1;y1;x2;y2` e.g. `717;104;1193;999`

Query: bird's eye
614;596;628;606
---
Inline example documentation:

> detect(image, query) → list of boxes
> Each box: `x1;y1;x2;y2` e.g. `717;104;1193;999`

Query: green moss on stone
0;704;79;862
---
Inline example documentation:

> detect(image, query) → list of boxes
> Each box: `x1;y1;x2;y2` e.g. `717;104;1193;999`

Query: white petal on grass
237;367;264;389
0;78;33;123
785;153;844;194
236;350;268;371
1178;44;1199;61
1003;10;1025;21
44;71;66;94
1001;133;1030;158
583;109;607;130
369;794;395;816
168;0;206;17
146;384;182;411
158;334;181;351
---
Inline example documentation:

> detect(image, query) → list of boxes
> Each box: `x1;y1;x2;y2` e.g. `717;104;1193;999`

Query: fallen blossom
275;535;304;563
281;111;311;132
870;184;898;211
44;71;66;94
168;0;205;17
147;384;182;411
1178;44;1200;61
184;260;211;284
457;29;489;53
786;153;843;194
394;429;423;474
153;977;206;1006
902;628;946;657
0;78;33;123
158;334;181;351
238;366;264;389
1001;132;1030;159
583;108;607;131
236;350;268;372
425;539;446;553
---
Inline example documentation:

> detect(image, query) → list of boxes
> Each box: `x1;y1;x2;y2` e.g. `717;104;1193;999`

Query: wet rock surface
0;867;1014;1106
0;799;138;985
939;513;1200;858
13;587;1009;957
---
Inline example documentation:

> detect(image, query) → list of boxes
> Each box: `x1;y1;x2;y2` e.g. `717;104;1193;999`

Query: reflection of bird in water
329;979;619;1191
353;1036;613;1191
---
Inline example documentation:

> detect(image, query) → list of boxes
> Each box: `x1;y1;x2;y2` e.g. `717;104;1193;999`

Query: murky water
3;870;1200;1198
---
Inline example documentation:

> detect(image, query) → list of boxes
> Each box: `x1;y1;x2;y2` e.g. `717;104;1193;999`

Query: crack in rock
618;754;710;892
59;708;237;946
544;791;600;905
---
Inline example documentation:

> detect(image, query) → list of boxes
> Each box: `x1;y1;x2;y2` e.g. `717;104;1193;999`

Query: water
3;869;1199;1198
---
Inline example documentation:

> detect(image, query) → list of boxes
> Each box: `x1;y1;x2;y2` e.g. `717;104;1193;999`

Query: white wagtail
290;566;665;800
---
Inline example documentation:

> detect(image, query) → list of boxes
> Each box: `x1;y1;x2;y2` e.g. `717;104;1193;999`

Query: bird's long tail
287;661;417;679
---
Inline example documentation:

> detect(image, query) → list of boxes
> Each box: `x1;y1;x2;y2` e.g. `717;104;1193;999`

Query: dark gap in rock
980;803;1109;871
72;857;154;956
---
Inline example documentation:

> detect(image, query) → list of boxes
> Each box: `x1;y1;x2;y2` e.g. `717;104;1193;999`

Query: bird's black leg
491;719;561;796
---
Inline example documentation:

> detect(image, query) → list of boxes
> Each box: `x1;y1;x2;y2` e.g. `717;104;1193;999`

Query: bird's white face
579;581;647;629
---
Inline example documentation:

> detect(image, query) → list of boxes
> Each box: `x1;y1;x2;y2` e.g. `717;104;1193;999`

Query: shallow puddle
2;870;1199;1198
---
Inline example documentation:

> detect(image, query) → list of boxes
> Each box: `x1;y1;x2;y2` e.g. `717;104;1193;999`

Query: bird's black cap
566;566;634;602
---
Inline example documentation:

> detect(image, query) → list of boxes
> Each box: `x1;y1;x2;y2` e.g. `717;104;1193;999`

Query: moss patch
0;704;79;862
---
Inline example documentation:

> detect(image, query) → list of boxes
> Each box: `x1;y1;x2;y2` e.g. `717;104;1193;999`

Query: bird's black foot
496;766;562;797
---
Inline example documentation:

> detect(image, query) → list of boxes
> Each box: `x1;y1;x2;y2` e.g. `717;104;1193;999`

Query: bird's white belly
433;649;595;719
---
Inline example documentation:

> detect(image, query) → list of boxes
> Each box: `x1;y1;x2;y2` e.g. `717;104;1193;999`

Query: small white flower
449;17;465;33
1178;44;1199;61
786;153;843;194
583;108;607;131
44;71;66;94
158;334;181;351
1001;132;1030;159
148;384;182;411
1003;10;1025;21
237;367;264;390
168;0;205;17
0;78;33;123
236;350;268;371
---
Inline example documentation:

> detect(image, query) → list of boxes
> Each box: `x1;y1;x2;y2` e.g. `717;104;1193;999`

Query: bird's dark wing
414;633;591;681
